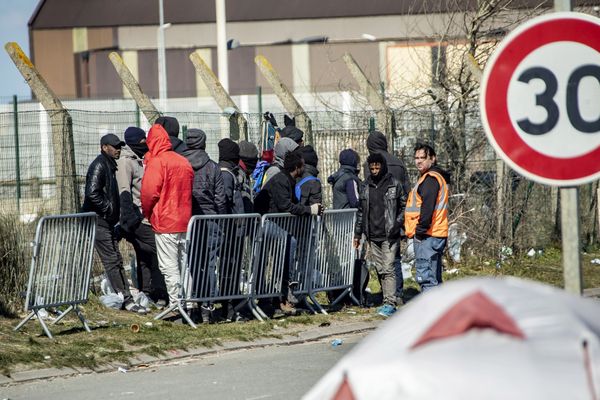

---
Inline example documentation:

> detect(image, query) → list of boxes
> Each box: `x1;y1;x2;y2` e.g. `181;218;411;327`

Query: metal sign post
480;10;600;294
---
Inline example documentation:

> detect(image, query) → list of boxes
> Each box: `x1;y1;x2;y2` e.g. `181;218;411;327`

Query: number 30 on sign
480;12;600;186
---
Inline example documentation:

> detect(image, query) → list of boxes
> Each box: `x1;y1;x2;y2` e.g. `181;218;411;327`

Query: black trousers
95;218;132;303
124;222;166;298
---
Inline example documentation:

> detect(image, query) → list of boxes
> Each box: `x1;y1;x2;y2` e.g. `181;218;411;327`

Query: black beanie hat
301;145;318;167
218;138;240;163
155;116;180;137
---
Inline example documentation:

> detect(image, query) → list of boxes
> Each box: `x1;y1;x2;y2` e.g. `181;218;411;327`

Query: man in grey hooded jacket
261;137;299;188
116;127;167;308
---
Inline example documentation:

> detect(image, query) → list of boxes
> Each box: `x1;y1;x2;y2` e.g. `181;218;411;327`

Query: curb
0;320;380;387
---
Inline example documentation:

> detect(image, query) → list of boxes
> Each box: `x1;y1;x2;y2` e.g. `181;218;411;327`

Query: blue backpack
252;160;271;194
295;176;320;202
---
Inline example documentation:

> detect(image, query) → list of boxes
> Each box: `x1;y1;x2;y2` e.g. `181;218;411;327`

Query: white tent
304;277;600;400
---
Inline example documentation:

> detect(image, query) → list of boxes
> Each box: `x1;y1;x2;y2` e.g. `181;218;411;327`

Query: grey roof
29;0;600;30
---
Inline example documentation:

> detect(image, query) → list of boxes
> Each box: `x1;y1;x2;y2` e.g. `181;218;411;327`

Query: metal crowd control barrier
306;209;359;313
250;213;317;319
155;214;261;327
14;212;97;338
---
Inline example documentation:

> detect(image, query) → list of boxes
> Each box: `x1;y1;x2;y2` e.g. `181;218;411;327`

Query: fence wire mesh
0;105;598;256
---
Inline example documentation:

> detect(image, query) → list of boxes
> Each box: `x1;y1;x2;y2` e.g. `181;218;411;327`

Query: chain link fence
0;105;598;257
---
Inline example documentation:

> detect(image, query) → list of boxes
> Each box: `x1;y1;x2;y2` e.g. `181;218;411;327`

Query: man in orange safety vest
404;143;450;292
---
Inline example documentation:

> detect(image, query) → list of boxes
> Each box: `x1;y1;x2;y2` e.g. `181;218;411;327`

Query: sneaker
124;301;148;315
155;299;167;310
376;304;396;318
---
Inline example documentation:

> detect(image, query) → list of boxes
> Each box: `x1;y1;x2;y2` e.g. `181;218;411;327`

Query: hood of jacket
328;165;358;185
303;163;319;178
273;137;299;167
146;124;172;163
119;145;140;161
366;131;388;154
182;147;210;170
428;165;452;184
185;128;207;150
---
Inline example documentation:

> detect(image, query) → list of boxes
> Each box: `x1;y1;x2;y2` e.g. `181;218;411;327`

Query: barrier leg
52;305;74;324
36;310;53;339
154;302;179;320
178;303;197;329
307;290;328;315
73;305;91;333
14;311;36;332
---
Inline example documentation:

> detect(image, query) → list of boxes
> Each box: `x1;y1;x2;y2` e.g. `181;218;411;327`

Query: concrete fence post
108;52;161;124
5;42;79;213
189;50;248;141
342;52;394;139
254;55;313;146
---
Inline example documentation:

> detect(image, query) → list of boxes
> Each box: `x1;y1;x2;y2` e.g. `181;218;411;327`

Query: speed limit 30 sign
480;12;600;186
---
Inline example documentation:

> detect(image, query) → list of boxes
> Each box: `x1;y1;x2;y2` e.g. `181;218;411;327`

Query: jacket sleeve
221;170;235;213
398;165;411;198
395;180;408;236
85;161;112;216
416;175;440;237
345;179;359;208
214;168;227;215
354;183;364;238
141;159;163;220
272;177;311;215
116;160;142;231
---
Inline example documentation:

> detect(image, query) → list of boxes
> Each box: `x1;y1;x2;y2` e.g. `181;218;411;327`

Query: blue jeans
414;236;447;291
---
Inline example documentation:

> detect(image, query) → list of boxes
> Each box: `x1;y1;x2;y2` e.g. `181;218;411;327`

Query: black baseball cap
100;133;125;148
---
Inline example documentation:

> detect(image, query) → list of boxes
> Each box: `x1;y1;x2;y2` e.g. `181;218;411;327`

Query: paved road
1;333;365;400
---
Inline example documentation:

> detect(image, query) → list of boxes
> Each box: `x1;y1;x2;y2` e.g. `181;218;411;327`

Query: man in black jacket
354;153;407;317
182;129;226;322
155;116;187;155
82;134;146;314
365;131;410;304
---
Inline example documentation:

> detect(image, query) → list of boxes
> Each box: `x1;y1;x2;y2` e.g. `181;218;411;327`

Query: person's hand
263;112;278;127
310;203;324;216
113;224;123;242
353;238;361;249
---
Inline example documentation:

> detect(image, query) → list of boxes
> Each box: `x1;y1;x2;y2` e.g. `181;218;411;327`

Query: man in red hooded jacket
141;124;194;309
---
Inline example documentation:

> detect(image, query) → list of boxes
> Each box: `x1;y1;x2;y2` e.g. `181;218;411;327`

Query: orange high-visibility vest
404;170;448;238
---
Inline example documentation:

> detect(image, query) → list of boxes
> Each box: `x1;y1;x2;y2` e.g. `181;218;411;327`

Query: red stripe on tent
411;291;525;349
332;372;357;400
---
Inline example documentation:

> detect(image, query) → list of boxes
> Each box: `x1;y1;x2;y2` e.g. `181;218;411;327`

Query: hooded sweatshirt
365;131;410;195
115;145;147;232
262;137;299;187
141;124;194;233
328;149;360;209
182;129;227;215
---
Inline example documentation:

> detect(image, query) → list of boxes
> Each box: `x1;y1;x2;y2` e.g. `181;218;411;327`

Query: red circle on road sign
481;13;600;186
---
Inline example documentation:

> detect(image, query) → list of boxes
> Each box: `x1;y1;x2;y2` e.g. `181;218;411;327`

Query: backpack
295;176;320;202
251;160;270;194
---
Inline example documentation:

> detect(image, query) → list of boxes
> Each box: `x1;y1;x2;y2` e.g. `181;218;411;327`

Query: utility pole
216;0;229;92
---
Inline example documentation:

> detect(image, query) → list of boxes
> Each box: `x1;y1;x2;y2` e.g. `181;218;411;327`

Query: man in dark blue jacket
82;134;146;314
328;148;360;210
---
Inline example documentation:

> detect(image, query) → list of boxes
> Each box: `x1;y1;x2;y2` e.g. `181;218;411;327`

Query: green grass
2;246;599;376
0;295;376;376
